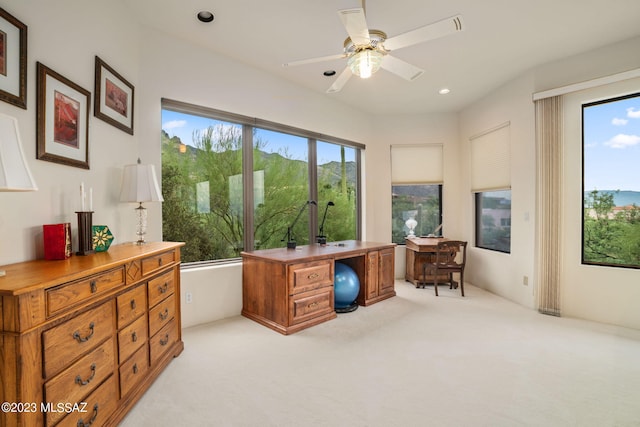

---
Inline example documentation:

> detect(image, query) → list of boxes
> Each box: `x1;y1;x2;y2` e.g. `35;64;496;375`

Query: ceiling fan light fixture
348;49;383;79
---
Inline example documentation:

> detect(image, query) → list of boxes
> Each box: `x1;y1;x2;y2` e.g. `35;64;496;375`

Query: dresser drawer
55;375;118;427
150;317;178;366
46;267;125;316
148;269;175;308
141;250;176;276
288;260;333;295
118;314;148;363
44;338;115;427
149;293;175;337
43;301;115;379
117;284;147;329
289;287;334;325
119;344;150;398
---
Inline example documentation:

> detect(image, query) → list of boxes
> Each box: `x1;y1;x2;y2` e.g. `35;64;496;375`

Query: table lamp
119;158;163;244
0;113;38;276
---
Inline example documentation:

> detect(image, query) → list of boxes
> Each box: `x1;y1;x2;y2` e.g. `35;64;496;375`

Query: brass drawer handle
90;280;97;293
308;302;319;309
133;363;138;374
74;363;96;386
130;299;137;310
158;258;163;267
131;331;138;342
307;272;319;280
77;403;99;427
159;308;169;321
73;322;95;343
160;333;170;346
158;282;169;294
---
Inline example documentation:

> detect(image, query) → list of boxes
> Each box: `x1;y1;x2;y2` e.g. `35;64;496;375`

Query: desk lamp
0;113;38;276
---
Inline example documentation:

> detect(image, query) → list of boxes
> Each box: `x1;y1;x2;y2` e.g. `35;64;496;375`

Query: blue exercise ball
334;262;360;309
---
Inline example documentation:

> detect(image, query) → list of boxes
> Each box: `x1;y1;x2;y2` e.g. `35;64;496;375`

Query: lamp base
287;241;297;249
316;236;327;245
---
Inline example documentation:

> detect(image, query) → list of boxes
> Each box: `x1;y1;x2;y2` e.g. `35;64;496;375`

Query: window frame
161;98;363;265
474;190;512;254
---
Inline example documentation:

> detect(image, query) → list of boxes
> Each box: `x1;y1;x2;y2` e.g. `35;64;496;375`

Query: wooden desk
405;237;456;287
241;240;395;335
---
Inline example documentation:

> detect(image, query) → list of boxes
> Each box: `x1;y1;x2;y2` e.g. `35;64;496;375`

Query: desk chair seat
422;240;467;296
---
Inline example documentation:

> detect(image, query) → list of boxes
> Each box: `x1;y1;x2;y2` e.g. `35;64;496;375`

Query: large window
161;100;361;264
582;92;640;268
475;190;511;253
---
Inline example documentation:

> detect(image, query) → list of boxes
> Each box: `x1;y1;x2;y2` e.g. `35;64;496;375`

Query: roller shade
470;122;510;192
391;144;443;184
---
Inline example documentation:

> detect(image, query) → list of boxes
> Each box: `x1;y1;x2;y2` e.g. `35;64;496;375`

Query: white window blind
470;122;511;192
391;144;443;184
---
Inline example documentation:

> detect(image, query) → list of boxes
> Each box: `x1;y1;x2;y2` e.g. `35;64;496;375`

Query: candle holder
76;211;94;256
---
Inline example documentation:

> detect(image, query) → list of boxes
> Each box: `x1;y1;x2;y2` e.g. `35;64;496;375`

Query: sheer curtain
535;96;563;316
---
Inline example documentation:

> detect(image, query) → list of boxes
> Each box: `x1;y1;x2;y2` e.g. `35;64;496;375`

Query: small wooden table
405;237;457;288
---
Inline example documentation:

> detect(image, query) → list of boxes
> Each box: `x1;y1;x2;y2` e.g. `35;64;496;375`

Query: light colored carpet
120;282;640;426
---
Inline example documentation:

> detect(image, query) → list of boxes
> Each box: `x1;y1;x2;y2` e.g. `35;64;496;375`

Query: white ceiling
122;0;640;115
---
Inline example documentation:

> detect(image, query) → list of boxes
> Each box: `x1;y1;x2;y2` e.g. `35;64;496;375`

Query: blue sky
162;110;355;165
583;93;640;191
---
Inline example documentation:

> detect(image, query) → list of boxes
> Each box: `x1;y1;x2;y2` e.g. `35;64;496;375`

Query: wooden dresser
0;241;184;427
242;240;395;335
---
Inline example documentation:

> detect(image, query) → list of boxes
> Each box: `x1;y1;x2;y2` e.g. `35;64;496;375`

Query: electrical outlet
523;275;529;286
186;292;193;304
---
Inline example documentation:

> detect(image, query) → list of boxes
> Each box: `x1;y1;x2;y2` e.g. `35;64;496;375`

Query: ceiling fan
283;4;464;93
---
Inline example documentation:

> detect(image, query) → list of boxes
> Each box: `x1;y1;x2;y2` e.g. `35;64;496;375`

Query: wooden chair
422;240;467;296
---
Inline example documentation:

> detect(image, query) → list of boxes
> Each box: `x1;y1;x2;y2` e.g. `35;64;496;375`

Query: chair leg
460;271;465;297
434;268;438;296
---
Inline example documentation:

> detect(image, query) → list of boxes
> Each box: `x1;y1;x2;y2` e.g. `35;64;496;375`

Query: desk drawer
289;287;334;326
44;338;115;427
55;375;117;427
43;301;115;379
288;260;333;295
46;267;125;316
149;293;175;337
119;344;149;398
150;318;178;366
118;314;148;363
142;250;176;277
148;269;175;309
117;284;147;329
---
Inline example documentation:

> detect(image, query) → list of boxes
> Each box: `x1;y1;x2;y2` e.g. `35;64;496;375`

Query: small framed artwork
94;56;134;134
36;62;91;169
0;7;27;109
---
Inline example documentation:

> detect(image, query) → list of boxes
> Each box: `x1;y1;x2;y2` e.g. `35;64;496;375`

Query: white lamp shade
0;113;37;191
119;161;164;203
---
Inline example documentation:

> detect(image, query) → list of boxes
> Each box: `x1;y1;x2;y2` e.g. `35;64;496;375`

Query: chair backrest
435;240;467;268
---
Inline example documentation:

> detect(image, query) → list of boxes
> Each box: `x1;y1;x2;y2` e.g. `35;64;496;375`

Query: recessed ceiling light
197;11;214;23
323;70;336;77
439;88;451;95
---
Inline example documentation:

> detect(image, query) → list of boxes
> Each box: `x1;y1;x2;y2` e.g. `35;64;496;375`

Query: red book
43;223;72;260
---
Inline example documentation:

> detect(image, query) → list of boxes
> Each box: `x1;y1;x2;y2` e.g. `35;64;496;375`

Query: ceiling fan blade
380;55;424;81
384;15;464;51
283;53;347;67
326;67;353;93
338;8;370;46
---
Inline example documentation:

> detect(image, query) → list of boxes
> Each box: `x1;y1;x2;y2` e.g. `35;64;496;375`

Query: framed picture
94;56;134;134
0;7;27;109
36;62;91;169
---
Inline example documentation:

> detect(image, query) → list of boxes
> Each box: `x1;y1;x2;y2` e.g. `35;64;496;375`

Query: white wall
0;1;143;264
459;73;538;309
459;36;640;328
